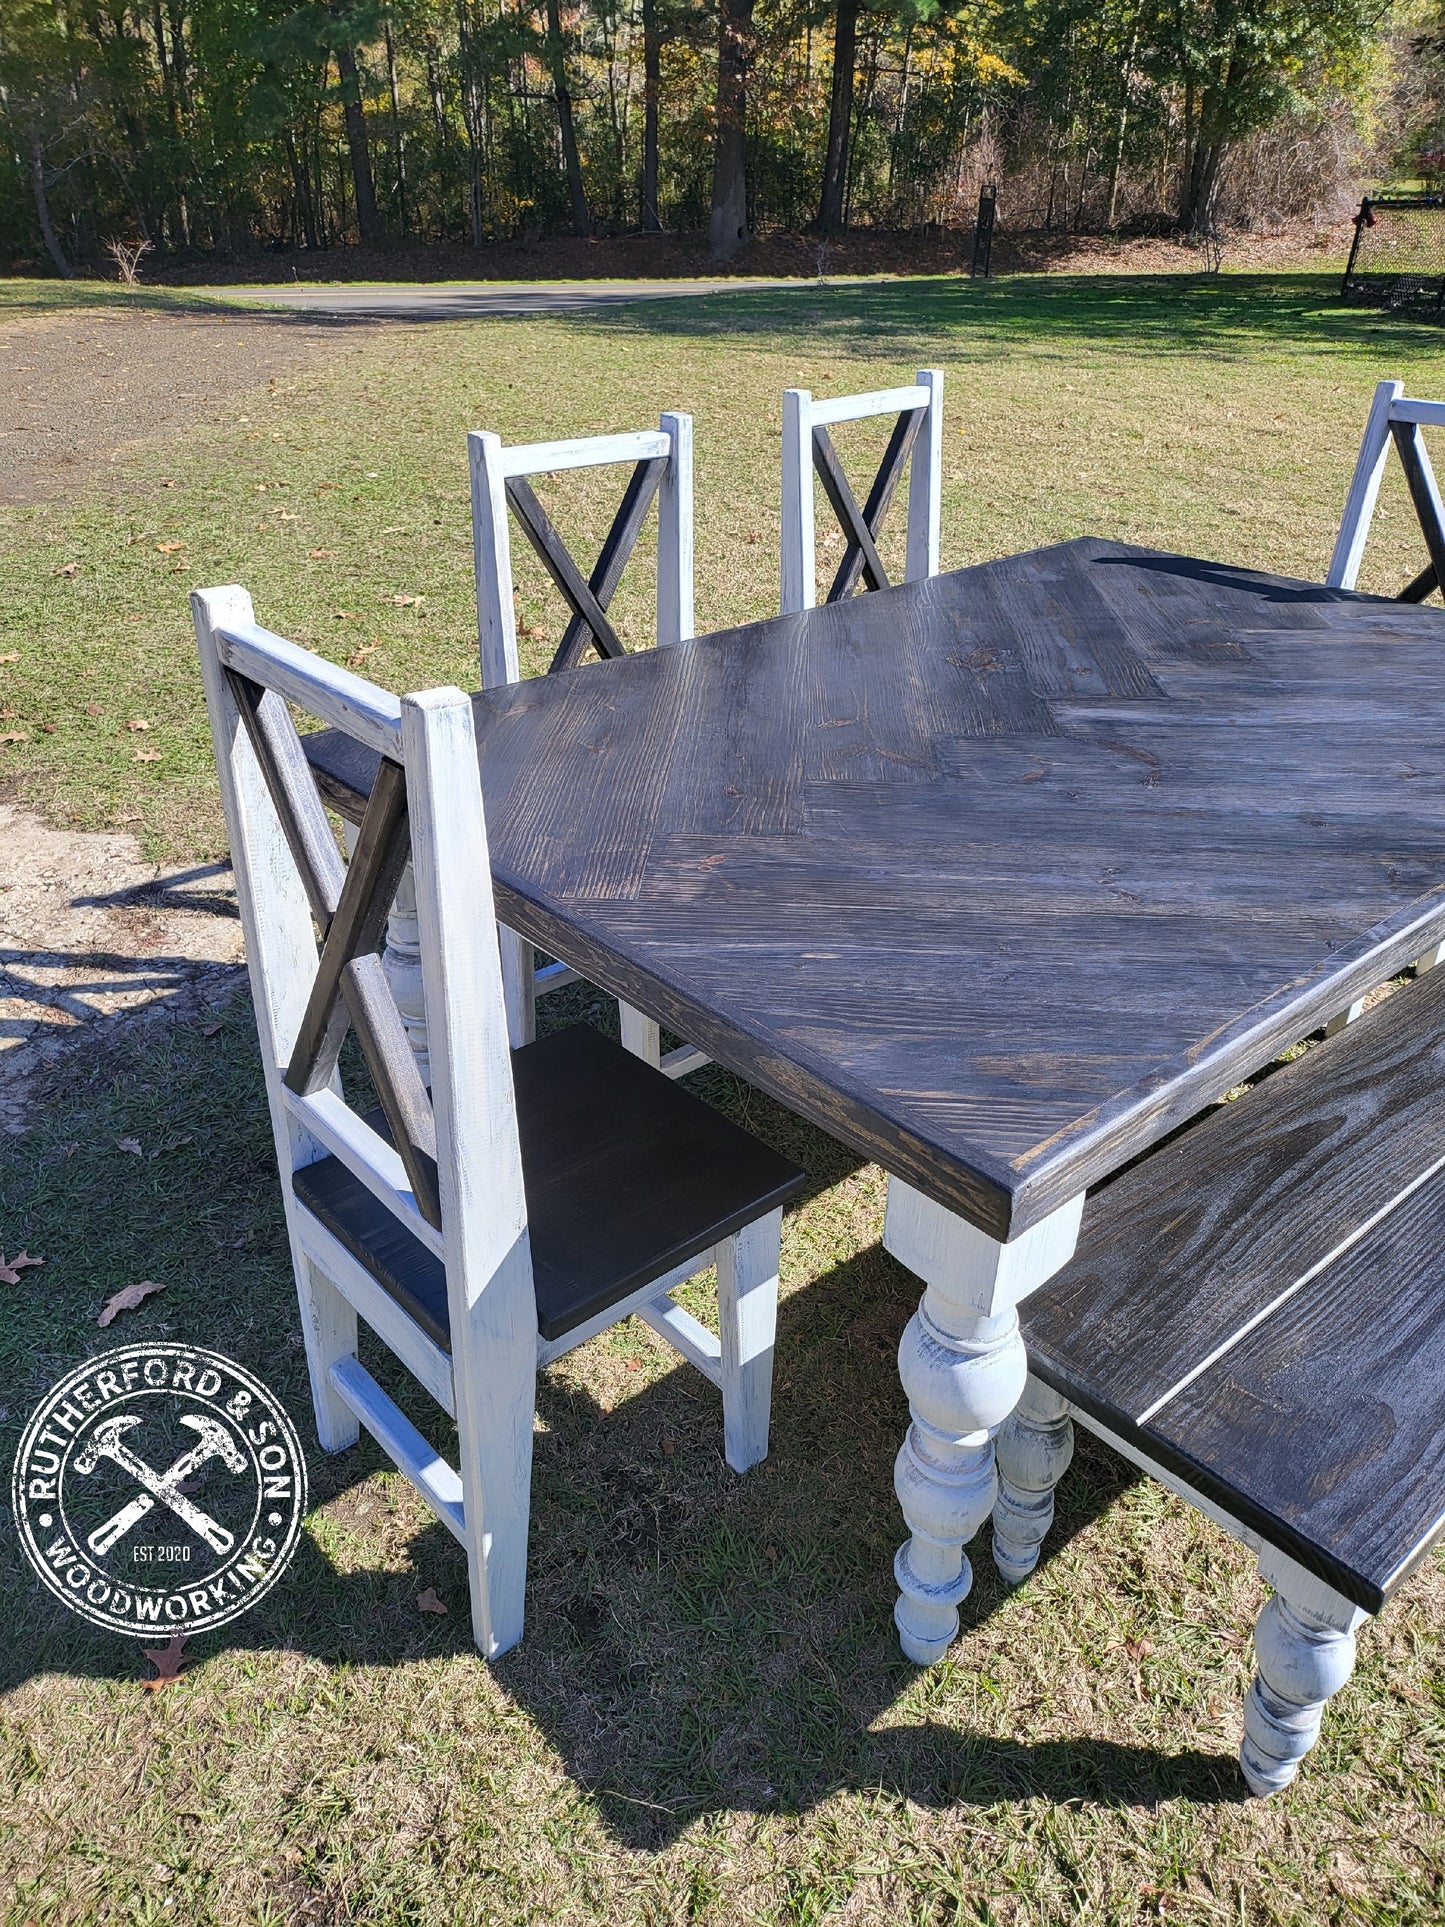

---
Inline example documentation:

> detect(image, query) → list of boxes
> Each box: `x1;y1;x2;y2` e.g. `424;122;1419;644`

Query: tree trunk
334;36;382;244
708;0;754;260
817;0;858;235
544;0;591;236
641;0;661;230
30;128;73;278
384;16;409;236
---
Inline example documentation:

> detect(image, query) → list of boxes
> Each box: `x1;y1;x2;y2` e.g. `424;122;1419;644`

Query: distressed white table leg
1240;1546;1367;1796
883;1181;1084;1664
718;1206;783;1473
992;1372;1074;1585
1415;943;1445;974
1323;1000;1364;1037
381;861;431;1086
619;1002;662;1067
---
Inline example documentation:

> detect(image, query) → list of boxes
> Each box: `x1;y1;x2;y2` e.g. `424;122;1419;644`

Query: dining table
308;532;1445;1663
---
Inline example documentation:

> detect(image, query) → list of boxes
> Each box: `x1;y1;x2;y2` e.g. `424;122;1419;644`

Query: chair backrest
470;414;693;689
1327;378;1445;599
190;584;537;1415
780;369;944;614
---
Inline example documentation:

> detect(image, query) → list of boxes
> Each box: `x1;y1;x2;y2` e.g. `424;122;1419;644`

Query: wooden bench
991;961;1445;1795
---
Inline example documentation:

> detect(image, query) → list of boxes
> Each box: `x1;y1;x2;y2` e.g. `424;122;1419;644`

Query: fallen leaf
385;593;423;607
40;723;56;734
161;478;175;487
134;748;162;762
345;642;380;668
0;1252;43;1286
315;482;339;493
661;1433;675;1457
365;470;379;478
1124;1637;1154;1662
0;653;17;664
98;1279;166;1326
624;1358;643;1373
275;510;299;522
199;1020;223;1037
55;561;79;577
85;702;102;716
155;541;186;554
126;718;150;732
117;1136;143;1154
139;1633;189;1692
307;548;336;560
0;732;27;746
331;610;356;620
416;1587;448;1615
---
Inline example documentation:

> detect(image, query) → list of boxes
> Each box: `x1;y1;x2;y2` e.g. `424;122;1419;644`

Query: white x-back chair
192;585;803;1658
468;416;706;1077
1328;379;1445;983
780;369;944;614
1328;378;1445;600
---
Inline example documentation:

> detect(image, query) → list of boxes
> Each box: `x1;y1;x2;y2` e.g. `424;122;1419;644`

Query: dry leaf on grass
139;1634;189;1692
199;1020;223;1037
54;561;79;577
308;548;336;559
0;732;28;747
345;642;380;668
117;1136;142;1154
416;1588;448;1616
155;541;186;554
126;718;150;731
134;748;163;762
98;1279;166;1326
385;594;424;607
0;1252;43;1286
0;653;18;664
331;610;356;620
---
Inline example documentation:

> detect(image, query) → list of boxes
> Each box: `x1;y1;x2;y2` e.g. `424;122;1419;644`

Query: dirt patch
0;304;373;504
133;219;1355;287
0;802;247;1133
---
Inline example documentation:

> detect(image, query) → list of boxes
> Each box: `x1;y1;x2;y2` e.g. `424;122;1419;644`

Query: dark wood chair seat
1019;963;1445;1614
294;1022;805;1348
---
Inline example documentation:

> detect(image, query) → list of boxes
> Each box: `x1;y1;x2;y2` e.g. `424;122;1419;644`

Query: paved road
202;277;842;320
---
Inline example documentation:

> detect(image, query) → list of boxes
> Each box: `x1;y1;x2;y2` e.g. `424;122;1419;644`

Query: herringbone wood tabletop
307;537;1445;1238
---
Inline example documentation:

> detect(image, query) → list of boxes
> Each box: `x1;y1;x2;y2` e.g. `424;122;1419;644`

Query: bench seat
294;1021;805;1348
1018;961;1445;1615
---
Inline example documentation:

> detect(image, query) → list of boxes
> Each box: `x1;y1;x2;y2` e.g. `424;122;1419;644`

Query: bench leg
717;1207;783;1473
1240;1568;1365;1796
991;1373;1074;1585
882;1182;1085;1666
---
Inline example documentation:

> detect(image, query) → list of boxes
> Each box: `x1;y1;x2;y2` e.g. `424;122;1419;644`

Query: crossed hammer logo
74;1412;247;1559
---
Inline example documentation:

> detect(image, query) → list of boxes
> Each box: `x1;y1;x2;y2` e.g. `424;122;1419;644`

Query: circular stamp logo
12;1343;307;1638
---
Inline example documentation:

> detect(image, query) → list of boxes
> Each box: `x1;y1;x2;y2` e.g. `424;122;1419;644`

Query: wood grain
304;537;1445;1239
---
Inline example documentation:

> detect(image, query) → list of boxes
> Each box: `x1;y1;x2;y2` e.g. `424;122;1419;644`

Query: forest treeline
0;0;1437;274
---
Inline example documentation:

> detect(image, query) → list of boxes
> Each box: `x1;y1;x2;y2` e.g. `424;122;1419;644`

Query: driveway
202;277;841;320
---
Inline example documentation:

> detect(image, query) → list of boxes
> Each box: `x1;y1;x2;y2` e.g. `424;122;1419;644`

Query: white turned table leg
883;1182;1084;1665
382;862;431;1086
619;1002;662;1067
992;1372;1074;1585
1240;1549;1367;1796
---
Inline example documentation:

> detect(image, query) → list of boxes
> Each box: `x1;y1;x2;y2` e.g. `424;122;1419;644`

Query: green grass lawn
3;271;1445;1925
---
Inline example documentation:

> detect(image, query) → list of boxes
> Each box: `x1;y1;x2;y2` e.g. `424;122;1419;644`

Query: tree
331;3;383;241
709;0;753;258
543;0;591;233
1142;0;1380;233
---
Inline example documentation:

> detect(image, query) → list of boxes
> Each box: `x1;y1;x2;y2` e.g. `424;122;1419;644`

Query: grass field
3;271;1445;1926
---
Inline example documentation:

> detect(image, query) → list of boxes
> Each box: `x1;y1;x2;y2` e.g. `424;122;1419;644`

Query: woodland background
4;0;1445;277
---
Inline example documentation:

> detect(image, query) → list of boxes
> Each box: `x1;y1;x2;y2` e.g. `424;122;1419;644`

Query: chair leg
498;925;537;1048
717;1207;783;1473
991;1372;1074;1585
295;1252;360;1453
619;1003;662;1067
1240;1576;1364;1796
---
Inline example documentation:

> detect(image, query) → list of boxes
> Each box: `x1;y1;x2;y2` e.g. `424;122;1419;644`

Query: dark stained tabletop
307;537;1445;1241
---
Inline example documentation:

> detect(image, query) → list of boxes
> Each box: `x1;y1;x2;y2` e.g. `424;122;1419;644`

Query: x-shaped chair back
780;369;943;614
468;416;706;1077
192;584;536;1659
1328;378;1445;599
470;415;693;689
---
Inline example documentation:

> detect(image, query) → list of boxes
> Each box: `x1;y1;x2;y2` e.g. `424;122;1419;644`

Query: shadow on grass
552;270;1443;365
1;980;1244;1839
